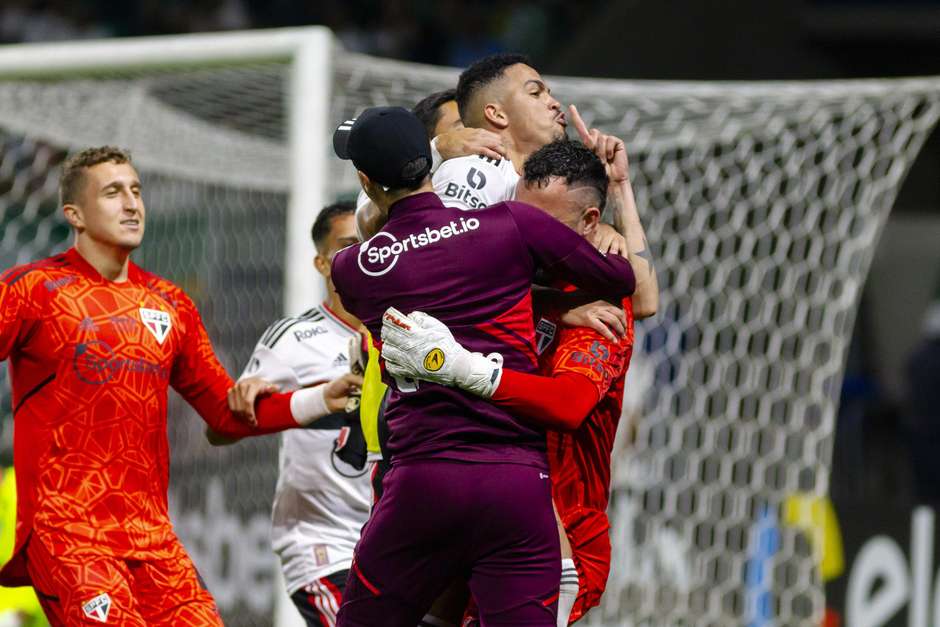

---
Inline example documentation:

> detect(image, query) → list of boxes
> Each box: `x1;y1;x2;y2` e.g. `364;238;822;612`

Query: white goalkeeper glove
380;307;503;398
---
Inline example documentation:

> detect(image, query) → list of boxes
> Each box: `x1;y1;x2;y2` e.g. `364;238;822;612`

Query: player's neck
324;290;360;330
74;236;132;282
501;133;532;175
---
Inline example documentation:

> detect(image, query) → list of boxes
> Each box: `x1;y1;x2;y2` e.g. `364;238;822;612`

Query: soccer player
0;147;354;625
412;88;462;139
206;202;372;627
380;140;637;625
329;106;636;627
357;53;657;318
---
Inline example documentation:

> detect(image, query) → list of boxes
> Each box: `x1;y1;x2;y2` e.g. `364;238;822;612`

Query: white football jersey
433;154;520;210
241;304;371;594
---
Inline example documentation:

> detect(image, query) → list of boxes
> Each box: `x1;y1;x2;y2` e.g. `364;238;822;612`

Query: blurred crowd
0;0;596;67
831;288;940;506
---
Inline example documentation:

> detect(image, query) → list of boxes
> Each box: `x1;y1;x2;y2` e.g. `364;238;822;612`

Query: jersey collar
65;247;146;284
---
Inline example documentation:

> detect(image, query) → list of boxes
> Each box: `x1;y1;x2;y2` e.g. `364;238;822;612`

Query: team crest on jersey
535;318;557;355
139;308;171;344
82;592;111;622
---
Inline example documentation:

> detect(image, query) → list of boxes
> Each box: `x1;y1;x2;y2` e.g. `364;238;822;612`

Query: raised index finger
568;104;592;145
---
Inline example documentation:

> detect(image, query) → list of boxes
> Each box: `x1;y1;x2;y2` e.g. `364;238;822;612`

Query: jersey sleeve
0;273;33;361
491;369;599;431
433;155;516;210
507;201;636;297
490;326;628;431
170;292;298;438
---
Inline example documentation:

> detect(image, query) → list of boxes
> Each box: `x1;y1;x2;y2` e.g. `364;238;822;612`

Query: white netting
328;58;940;627
0;35;938;627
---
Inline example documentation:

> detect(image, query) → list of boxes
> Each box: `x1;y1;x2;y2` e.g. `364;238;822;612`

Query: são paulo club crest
535;318;557;355
139;307;171;344
82;592;111;622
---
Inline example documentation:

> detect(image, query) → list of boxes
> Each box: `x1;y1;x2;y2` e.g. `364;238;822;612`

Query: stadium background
0;1;939;626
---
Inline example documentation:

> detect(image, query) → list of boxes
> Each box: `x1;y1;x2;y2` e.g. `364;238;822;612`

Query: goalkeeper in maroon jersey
381;139;640;624
0;147;359;626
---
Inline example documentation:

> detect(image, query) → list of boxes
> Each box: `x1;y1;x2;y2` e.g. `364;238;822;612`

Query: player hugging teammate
0;54;656;627
336;54;658;627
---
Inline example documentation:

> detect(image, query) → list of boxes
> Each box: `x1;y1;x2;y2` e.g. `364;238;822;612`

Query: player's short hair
523;139;608;210
412;88;457;138
310;201;355;253
59;146;132;206
456;53;531;122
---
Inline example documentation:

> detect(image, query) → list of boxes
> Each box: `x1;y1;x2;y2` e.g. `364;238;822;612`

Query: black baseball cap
333;106;432;190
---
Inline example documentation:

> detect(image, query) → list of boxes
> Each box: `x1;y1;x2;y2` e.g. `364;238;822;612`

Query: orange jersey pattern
539;297;634;623
542;298;634;516
0;248;244;586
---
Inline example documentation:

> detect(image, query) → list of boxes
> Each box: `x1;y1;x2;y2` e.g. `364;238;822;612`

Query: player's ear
313;253;330;278
62;203;85;232
580;207;601;238
357;170;380;200
483;102;509;130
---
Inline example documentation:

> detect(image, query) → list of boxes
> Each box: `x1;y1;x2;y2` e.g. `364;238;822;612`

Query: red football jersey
541;298;634;516
539;296;634;622
0;248;273;585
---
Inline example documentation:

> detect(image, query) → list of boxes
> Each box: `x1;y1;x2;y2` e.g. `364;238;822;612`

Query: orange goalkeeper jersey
0;248;291;586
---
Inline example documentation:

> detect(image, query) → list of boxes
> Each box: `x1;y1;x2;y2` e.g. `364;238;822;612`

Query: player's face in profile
75;161;145;251
317;213;360;285
516;177;593;235
501;64;566;145
433;101;463;137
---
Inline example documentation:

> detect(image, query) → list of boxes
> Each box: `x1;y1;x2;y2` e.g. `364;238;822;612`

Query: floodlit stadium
0;3;939;626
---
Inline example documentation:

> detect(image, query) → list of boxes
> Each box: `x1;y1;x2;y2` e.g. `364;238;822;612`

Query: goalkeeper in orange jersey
0;147;359;626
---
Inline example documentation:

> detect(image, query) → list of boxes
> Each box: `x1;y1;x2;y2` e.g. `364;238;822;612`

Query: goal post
0;26;332;314
0;27;939;627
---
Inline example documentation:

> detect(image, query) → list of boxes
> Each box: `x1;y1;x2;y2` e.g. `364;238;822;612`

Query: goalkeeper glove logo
423;348;445;372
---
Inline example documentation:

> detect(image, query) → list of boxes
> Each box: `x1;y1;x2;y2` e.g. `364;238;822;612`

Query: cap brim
332;119;356;160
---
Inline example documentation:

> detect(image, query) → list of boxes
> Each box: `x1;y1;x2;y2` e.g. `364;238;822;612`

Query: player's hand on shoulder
560;300;627;344
436;127;507;162
591;223;628;256
323;372;364;413
568;104;629;184
228;377;280;426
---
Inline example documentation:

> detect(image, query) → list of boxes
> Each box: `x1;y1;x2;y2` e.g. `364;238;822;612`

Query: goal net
0;28;938;627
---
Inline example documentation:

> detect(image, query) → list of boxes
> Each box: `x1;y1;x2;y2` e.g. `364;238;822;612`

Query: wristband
290;385;329;426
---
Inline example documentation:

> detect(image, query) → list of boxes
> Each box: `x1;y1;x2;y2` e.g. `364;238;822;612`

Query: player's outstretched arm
171;295;349;439
569;104;659;319
381;308;617;431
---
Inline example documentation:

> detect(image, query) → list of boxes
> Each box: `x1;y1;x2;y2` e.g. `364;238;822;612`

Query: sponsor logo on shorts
139;307;171;344
82;592;111;623
357;217;481;277
423;348;445;372
540;472;550;479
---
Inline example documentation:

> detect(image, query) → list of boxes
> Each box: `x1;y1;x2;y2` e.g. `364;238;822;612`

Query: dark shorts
337;460;560;627
291;570;348;627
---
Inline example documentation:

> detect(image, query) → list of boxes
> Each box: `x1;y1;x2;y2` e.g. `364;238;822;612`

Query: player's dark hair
59;146;132;206
311;201;355;253
523;139;608;210
456;53;531;122
412;88;457;138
